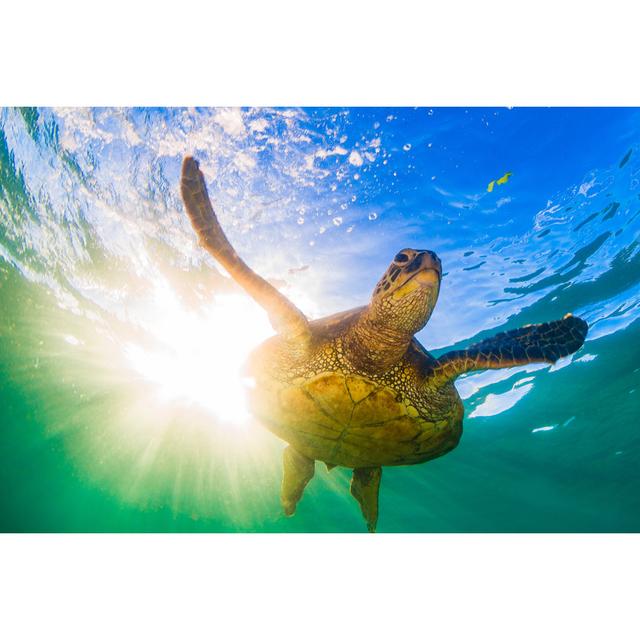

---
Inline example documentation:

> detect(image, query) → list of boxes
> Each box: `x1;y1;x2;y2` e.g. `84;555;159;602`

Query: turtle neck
343;308;413;373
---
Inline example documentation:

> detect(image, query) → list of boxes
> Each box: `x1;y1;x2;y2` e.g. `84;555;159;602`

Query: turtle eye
394;252;409;264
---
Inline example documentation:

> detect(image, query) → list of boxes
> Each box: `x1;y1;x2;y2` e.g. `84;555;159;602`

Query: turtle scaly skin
180;156;588;532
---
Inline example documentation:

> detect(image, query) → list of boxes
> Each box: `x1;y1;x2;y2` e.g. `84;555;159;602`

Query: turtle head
368;248;442;335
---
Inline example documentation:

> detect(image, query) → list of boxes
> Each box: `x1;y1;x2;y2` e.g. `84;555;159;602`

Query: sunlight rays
123;279;273;427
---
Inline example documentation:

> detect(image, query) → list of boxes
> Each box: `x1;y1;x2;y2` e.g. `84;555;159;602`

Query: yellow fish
487;171;512;192
496;171;512;185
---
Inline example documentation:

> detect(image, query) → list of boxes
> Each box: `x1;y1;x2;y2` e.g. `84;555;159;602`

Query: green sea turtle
180;156;588;532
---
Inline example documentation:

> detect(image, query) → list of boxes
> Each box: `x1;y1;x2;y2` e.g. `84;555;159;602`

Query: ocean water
0;106;638;533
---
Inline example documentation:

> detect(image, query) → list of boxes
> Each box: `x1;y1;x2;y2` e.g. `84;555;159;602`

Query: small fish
619;149;632;168
496;171;512;185
487;171;512;192
288;264;310;275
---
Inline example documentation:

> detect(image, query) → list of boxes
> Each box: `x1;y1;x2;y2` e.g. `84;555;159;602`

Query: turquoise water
0;107;638;532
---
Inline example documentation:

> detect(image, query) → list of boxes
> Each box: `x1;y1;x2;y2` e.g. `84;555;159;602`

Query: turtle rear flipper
180;156;311;342
351;467;382;533
281;446;315;516
433;314;588;382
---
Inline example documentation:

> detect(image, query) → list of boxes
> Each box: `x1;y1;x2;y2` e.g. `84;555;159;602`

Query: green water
1;107;639;532
2;260;637;532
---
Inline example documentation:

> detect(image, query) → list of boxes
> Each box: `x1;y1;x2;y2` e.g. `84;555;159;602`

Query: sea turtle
180;156;588;532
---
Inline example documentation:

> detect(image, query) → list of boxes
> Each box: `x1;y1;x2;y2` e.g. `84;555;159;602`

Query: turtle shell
245;308;463;469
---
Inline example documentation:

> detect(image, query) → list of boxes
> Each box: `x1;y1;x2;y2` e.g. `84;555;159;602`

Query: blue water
0;107;638;532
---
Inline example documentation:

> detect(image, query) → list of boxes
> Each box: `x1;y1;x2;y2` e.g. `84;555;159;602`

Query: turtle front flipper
433;314;588;383
180;156;311;342
281;446;315;516
350;467;382;533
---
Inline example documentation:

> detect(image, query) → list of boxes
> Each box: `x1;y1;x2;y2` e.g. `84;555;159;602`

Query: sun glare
123;279;274;427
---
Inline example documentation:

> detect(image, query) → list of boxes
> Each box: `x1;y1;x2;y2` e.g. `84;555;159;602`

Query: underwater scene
0;106;638;533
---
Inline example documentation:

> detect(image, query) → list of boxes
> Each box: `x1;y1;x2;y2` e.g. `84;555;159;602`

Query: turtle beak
411;268;440;286
420;250;442;280
398;251;442;289
392;263;441;300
